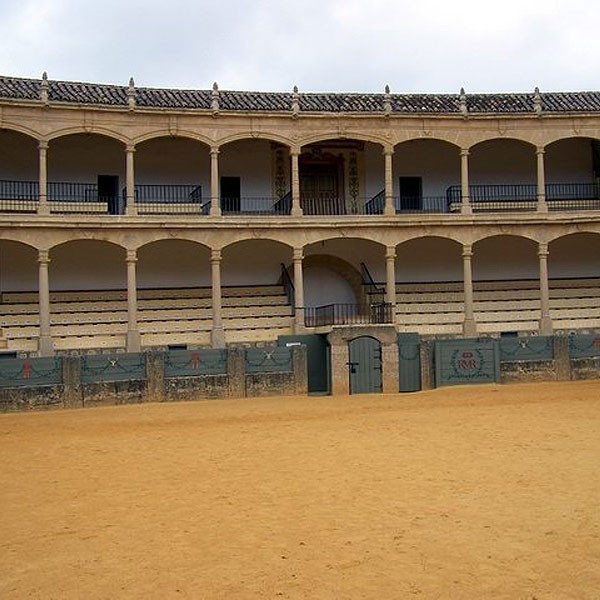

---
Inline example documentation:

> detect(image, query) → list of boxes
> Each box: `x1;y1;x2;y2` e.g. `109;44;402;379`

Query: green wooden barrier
0;357;62;388
568;333;600;359
435;338;500;387
245;347;292;374
164;349;227;377
81;353;146;384
499;336;554;361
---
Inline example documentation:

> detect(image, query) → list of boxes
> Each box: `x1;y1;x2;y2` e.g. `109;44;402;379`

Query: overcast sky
0;0;598;93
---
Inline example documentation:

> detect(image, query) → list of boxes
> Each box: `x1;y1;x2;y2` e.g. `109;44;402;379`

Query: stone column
211;248;225;347
37;141;49;216
385;246;397;306
460;148;472;215
536;146;548;213
125;144;137;217
126;249;141;352
462;244;477;336
538;242;553;335
383;147;395;215
290;148;303;216
210;146;221;217
293;247;304;331
38;250;53;356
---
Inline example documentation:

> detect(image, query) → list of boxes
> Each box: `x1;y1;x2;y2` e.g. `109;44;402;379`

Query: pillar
385;246;396;306
383;147;395;215
210;146;221;217
290;148;303;216
536;146;548;213
37;141;49;215
460;148;472;215
38;250;53;356
211;248;225;347
125;144;137;217
462;244;477;336
126;249;141;352
538;242;553;334
293;247;304;331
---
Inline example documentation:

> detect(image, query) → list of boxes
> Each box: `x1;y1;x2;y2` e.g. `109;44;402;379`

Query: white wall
0;131;38;180
470;139;536;184
48;134;125;184
392;139;461;198
363;142;385;199
303;266;355;305
138;241;211;288
223;240;291;285
545;138;594;183
219;139;273;200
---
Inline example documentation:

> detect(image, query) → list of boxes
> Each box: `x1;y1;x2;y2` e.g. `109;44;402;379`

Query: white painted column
383;147;395;215
211;249;225;347
126;249;141;352
290;148;303;216
460;148;472;215
293;247;304;330
37;250;53;356
462;244;477;336
538;242;553;334
125;144;137;217
210;146;221;217
385;246;396;306
536;146;548;213
37;141;49;216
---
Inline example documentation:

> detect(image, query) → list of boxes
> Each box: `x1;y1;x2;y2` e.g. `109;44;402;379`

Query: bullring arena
1;382;600;598
0;76;600;597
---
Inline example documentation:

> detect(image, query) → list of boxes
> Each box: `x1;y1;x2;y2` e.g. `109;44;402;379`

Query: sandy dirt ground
1;381;599;600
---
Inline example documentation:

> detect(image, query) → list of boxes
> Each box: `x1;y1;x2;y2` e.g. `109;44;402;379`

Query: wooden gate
398;333;421;392
348;336;382;394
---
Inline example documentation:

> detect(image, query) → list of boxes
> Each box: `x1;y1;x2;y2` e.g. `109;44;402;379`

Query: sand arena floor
1;381;599;599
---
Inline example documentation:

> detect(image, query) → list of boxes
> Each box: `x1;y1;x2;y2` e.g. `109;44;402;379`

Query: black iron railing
47;182;116;214
280;263;295;311
0;179;38;212
361;262;385;303
134;184;203;214
365;190;385;215
396;195;450;213
301;195;382;215
304;302;393;327
220;196;291;215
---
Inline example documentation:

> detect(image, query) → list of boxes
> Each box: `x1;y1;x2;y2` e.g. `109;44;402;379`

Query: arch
472;232;539;246
137;237;212;253
0;124;41;142
548;232;600;280
303;233;387;249
395;234;463;249
49;238;127;254
393;136;461;151
298;132;390;149
47;127;128;145
395;236;463;283
302;253;365;306
217;132;294;149
133;130;214;148
0;240;39;293
543;133;600;148
468;135;538;151
221;237;293;253
473;235;538;282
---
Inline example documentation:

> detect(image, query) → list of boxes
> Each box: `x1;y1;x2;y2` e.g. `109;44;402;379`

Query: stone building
0;74;599;391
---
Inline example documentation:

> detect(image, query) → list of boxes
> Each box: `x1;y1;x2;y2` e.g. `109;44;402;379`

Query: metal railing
221;196;291;215
47;182;119;214
0;179;39;212
301;195;387;215
361;262;385;303
304;302;394;327
365;190;385;215
280;263;295;311
547;182;600;211
396;195;450;213
134;184;204;215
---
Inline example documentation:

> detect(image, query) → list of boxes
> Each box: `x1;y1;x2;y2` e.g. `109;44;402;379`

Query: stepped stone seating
389;278;600;335
0;284;294;352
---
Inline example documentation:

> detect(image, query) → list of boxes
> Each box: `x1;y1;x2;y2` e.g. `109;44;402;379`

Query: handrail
360;262;385;301
304;302;393;327
280;263;295;312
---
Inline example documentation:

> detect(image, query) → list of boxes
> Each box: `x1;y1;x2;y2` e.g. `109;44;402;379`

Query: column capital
293;247;303;261
38;140;49;151
382;145;394;157
210;146;220;156
536;145;545;155
385;246;396;259
538;242;549;257
38;250;50;264
462;244;473;257
460;147;470;157
211;248;222;262
126;143;136;153
126;249;137;263
289;147;301;157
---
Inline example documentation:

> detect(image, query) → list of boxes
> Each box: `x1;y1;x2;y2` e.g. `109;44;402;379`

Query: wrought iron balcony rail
396;196;449;213
0;179;38;212
220;196;291;215
304;302;394;327
133;184;204;215
301;195;384;215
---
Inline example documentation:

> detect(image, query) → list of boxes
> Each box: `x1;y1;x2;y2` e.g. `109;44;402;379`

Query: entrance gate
398;333;421;392
348;336;382;394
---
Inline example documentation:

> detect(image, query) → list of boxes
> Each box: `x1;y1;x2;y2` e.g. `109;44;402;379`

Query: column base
37;202;50;216
209;201;222;217
383;202;396;216
461;204;473;215
38;334;54;357
536;200;548;213
126;329;141;353
462;318;478;337
211;326;225;348
539;316;553;335
291;207;303;217
125;204;138;217
294;319;306;335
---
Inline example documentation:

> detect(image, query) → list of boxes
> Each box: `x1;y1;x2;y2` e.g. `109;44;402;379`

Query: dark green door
348;336;382;394
398;332;421;392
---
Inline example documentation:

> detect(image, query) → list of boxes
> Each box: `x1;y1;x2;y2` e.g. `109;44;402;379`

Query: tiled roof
1;75;599;114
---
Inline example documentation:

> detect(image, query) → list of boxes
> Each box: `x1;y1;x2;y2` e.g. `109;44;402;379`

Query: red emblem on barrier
22;360;32;379
191;352;200;369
